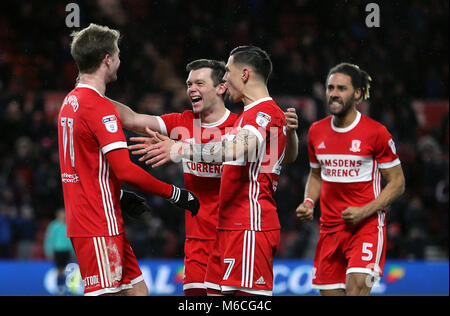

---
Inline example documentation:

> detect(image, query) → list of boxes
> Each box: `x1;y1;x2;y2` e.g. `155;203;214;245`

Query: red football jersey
218;97;286;231
58;84;127;237
307;111;401;232
157;109;238;239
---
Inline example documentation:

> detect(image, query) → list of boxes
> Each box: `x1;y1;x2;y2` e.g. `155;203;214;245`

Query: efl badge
102;115;118;133
256;112;271;128
350;139;361;152
388;139;397;154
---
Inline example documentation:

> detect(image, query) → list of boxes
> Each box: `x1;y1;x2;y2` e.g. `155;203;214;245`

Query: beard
328;96;354;118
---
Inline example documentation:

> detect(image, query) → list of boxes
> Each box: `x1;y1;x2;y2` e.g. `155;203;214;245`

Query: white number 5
362;242;373;261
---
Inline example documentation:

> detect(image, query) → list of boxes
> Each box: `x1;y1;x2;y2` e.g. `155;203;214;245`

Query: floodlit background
0;0;448;295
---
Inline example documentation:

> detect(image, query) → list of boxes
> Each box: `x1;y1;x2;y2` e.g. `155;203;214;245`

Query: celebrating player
146;46;288;296
111;58;298;295
57;24;199;296
296;63;405;296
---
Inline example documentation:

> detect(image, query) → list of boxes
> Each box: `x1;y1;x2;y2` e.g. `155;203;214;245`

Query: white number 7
223;258;235;280
362;242;373;261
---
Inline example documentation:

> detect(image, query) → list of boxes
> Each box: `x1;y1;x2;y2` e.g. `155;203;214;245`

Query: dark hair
229;45;273;84
70;23;120;74
327;63;372;102
186;59;226;86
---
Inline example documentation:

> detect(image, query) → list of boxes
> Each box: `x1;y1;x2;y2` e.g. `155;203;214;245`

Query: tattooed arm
179;128;261;164
135;127;262;168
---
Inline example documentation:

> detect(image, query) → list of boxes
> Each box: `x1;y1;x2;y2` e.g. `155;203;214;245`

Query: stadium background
0;0;448;295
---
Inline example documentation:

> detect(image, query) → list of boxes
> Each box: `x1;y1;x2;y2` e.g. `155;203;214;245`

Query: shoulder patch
256;112;271;128
388;139;397;154
102;115;118;133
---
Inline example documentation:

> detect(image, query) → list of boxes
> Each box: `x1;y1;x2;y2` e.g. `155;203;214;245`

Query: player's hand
128;126;163;156
141;129;182;167
120;190;152;219
341;206;370;225
296;202;314;222
129;127;181;167
284;108;298;133
167;185;200;216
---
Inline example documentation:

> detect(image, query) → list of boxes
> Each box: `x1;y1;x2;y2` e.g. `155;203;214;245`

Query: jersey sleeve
85;99;127;154
307;125;320;168
241;106;285;147
374;125;401;169
157;111;192;140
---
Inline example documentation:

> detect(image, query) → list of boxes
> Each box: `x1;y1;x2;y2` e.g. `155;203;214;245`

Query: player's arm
182;127;260;163
284;108;299;163
341;164;405;225
296;167;322;221
105;147;199;215
136;127;260;167
108;98;162;134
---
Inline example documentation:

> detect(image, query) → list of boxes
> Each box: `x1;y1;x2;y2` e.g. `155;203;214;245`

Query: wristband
304;198;315;208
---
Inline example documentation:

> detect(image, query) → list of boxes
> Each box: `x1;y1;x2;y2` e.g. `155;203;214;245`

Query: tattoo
185;129;260;163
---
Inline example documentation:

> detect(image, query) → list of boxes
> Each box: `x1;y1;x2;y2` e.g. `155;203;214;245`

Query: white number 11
61;116;75;167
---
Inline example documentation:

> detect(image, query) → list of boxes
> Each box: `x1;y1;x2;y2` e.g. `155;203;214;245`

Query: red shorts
205;229;280;296
312;214;386;290
71;234;144;296
183;238;215;292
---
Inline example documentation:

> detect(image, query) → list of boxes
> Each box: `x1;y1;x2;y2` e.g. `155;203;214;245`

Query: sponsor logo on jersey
316;154;373;183
102;115;118;133
256;112;271;128
318;141;326;149
61;173;80;183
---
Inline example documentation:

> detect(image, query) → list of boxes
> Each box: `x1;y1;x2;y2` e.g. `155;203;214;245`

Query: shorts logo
255;276;266;285
102;115;118;133
349;139;361;152
256;112;271;128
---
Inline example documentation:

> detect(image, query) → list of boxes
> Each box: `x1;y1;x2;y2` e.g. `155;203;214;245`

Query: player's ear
103;54;111;67
242;68;250;83
354;88;362;102
216;82;227;96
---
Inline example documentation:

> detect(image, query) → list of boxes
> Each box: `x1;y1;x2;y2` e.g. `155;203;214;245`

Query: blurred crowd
0;0;448;261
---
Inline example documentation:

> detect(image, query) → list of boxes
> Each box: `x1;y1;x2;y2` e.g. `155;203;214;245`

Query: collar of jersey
244;97;273;111
331;110;361;133
201;109;231;128
76;83;104;98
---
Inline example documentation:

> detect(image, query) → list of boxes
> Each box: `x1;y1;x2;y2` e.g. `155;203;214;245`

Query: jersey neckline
76;83;105;98
201;109;231;128
244;97;273;112
331;111;362;133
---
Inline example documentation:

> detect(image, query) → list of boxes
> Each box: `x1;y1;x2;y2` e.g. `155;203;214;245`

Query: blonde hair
70;23;120;74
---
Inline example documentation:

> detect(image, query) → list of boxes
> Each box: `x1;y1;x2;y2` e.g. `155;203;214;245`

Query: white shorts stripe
93;237;111;288
241;231;256;288
92;237;105;288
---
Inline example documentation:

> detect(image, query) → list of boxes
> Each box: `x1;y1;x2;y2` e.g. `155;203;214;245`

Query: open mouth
190;95;202;105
